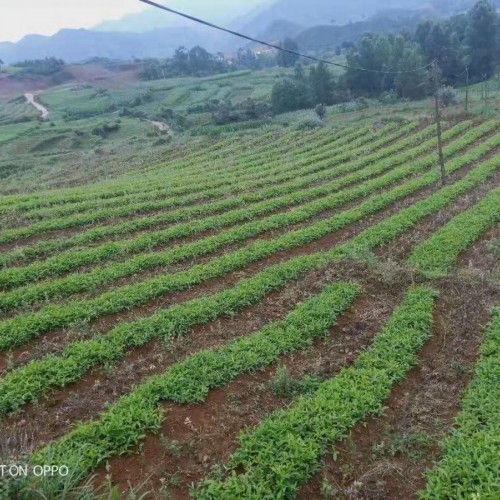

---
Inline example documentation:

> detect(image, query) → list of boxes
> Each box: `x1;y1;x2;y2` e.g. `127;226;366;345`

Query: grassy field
0;87;498;500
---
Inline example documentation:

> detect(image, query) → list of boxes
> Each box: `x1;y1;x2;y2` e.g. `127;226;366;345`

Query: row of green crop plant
0;129;286;215
0;128;279;209
1;128;338;225
143;124;368;184
0;100;37;125
146;128;336;184
0;128;319;217
408;188;500;278
0;122;422;244
125;129;286;178
15;125;370;222
21;283;360;496
0;129;271;212
12;124;398;223
420;309;500;499
142;123;377;186
26;287;436;497
1;130;492;343
196;287;438;498
20;123;417;224
0;121;439;267
0;121;492;310
0;120;465;289
0;154;497;415
0;125;346;215
134;128;289;178
0;124;394;235
81;129;326;204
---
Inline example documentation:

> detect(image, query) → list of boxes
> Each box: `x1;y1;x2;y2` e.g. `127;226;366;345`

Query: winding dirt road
25;92;49;120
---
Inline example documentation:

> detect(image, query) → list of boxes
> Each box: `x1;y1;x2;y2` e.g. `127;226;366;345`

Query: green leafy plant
421;309;500;498
29;283;360;492
408;188;500;278
0;120;478;310
0;150;498;415
196;287;438;498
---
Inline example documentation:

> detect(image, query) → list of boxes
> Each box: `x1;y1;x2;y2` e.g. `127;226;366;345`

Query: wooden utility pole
465;66;469;113
432;62;446;187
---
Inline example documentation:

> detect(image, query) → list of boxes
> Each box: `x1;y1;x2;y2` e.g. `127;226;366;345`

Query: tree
140;59;165;80
277;38;300;68
187;46;223;75
0;59;3;72
394;45;429;100
172;46;189;74
345;34;427;99
309;62;336;105
271;78;310;113
315;103;327;120
423;23;463;84
237;49;258;69
466;0;498;80
344;34;392;96
293;63;307;82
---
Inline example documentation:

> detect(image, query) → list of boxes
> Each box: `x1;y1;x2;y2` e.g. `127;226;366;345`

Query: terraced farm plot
0;117;499;499
0;97;38;125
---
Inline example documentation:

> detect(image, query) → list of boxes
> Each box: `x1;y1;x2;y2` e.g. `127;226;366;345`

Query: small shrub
379;91;399;105
315;103;327;120
270;366;320;399
487;240;500;259
355;97;369;110
91;121;120;138
439;86;459;107
295;116;323;130
271;366;296;398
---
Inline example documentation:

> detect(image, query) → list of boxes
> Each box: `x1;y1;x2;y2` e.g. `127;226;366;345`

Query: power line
139;0;435;75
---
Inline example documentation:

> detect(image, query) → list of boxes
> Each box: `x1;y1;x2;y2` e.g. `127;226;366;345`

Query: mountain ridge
1;0;493;64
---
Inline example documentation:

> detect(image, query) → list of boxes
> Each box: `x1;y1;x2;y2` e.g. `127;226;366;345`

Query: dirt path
24;92;49;120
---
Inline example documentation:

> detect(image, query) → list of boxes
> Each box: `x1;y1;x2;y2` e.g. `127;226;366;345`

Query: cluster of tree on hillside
139;37;305;81
6;57;71;84
13;57;66;76
415;0;498;83
140;45;281;80
344;34;430;100
271;62;347;113
140;46;228;80
270;0;500;115
346;0;499;97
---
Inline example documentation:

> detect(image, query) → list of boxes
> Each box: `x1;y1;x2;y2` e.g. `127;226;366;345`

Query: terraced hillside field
0;97;38;126
0;117;499;499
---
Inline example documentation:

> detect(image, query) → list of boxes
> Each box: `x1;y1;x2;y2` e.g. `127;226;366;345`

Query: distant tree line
415;0;498;83
13;57;66;76
271;62;346;114
140;45;279;80
345;0;499;98
140;46;227;80
270;0;500;114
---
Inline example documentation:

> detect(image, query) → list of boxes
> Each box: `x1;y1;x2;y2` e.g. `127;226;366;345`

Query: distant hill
254;20;303;44
236;0;421;35
0;27;235;65
295;15;422;52
236;0;491;36
1;0;495;65
95;0;268;33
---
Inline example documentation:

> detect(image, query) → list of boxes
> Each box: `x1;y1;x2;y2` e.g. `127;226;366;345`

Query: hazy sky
0;0;267;43
1;0;148;42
